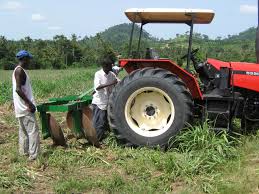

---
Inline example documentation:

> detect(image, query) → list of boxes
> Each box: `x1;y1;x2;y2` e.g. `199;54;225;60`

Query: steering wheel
181;48;199;60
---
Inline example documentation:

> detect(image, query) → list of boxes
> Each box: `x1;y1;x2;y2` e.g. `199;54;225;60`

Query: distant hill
98;23;157;51
95;23;257;62
226;27;256;41
99;23;257;44
0;22;257;70
99;23;256;50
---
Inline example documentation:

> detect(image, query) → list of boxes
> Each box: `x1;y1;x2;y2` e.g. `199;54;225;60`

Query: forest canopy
0;23;257;70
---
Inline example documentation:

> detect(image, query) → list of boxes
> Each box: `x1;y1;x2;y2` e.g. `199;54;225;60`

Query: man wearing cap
12;50;40;161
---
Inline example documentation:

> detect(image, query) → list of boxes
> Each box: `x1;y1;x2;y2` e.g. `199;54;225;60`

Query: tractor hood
207;58;259;92
207;58;230;70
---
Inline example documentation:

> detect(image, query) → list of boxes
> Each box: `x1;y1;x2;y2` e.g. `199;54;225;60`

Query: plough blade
48;113;66;146
66;112;73;131
82;106;101;148
66;106;100;148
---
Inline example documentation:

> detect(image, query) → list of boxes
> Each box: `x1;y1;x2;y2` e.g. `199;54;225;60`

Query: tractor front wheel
108;68;193;147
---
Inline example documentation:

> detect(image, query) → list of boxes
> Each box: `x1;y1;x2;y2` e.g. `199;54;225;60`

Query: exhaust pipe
256;0;259;63
257;28;259;63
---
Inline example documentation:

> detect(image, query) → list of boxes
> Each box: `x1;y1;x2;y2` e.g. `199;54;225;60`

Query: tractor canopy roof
125;8;215;24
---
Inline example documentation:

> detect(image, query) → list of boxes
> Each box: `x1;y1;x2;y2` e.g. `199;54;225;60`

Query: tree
0;24;257;70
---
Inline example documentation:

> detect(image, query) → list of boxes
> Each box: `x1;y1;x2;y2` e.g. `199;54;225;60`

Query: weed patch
1;69;259;193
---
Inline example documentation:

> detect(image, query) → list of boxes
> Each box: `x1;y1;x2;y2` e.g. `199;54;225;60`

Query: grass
0;68;97;104
1;69;259;193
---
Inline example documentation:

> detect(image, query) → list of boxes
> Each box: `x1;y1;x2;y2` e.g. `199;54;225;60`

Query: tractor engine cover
207;58;259;93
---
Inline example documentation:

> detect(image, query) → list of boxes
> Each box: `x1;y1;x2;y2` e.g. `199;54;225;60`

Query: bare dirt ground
1;103;259;193
0;105;54;193
0;104;191;193
0;105;128;193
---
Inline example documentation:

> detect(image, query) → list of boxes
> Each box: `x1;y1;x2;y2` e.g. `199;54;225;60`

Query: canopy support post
137;23;144;58
186;16;194;71
128;21;136;58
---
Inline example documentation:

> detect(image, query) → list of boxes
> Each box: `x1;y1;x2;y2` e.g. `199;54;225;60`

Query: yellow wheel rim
125;87;175;137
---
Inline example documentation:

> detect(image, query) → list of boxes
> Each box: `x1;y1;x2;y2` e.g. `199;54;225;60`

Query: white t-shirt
12;66;35;118
92;69;118;110
112;66;122;76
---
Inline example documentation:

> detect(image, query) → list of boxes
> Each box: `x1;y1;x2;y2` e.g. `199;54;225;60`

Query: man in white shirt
92;57;118;140
12;50;40;161
112;61;122;76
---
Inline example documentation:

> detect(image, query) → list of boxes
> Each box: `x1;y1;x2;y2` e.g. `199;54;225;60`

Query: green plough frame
37;89;93;139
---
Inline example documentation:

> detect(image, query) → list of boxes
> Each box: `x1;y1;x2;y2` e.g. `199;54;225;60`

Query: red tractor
108;8;259;148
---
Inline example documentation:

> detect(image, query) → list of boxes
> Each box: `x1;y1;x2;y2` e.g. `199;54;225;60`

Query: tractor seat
145;48;159;59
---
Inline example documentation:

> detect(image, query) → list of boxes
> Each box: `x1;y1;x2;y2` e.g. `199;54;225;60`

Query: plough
37;88;100;147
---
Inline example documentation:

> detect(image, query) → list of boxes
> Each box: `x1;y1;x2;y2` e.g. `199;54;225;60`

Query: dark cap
16;50;33;60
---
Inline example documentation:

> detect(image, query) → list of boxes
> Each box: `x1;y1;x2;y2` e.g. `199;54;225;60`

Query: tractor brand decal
233;70;259;76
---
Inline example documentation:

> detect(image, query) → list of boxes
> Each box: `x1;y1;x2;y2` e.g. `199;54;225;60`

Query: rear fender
119;59;203;100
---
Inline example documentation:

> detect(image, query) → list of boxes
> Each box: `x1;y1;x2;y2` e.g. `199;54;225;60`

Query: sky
0;0;258;40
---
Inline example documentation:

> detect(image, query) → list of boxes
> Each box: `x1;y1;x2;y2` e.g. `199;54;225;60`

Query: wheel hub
125;87;175;137
145;105;156;117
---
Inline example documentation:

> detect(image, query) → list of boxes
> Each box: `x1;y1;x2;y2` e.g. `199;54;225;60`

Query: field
1;68;259;193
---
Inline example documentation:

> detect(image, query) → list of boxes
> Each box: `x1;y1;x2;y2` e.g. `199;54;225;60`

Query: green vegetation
0;68;96;104
0;24;257;70
1;69;259;193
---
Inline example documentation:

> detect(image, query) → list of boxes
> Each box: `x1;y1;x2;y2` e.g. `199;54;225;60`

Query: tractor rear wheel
108;68;193;147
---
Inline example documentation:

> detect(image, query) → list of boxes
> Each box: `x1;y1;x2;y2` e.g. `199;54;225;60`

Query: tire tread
108;68;193;147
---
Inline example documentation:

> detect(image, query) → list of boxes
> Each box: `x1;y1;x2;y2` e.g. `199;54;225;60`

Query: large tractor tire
108;68;193;147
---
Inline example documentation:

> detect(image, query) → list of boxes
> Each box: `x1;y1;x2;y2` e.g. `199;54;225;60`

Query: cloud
240;4;257;14
31;14;46;22
47;26;62;31
2;1;23;11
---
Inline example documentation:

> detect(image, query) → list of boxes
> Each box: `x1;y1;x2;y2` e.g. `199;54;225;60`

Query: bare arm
96;80;118;91
15;68;36;113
